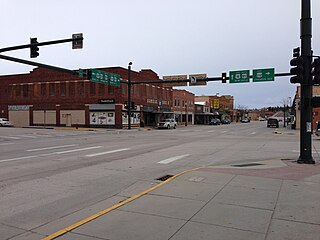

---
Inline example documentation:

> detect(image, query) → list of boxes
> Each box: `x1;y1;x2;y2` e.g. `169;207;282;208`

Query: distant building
172;89;195;125
0;67;174;128
195;95;234;121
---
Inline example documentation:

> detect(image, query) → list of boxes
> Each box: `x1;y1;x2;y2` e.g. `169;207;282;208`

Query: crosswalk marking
158;154;191;164
26;144;78;152
86;148;130;157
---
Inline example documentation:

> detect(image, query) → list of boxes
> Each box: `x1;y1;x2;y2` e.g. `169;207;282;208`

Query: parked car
241;118;250;123
158;119;177;129
209;118;221;125
0;118;14;127
267;118;279;128
221;118;231;124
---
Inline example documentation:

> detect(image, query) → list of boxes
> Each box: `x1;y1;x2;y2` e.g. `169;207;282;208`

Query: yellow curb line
43;167;201;240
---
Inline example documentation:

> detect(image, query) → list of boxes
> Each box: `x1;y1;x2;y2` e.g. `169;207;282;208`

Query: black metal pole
128;62;132;130
0;37;84;53
298;0;315;164
0;54;78;75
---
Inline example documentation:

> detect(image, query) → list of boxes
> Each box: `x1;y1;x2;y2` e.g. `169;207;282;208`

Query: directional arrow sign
229;70;250;83
253;68;275;82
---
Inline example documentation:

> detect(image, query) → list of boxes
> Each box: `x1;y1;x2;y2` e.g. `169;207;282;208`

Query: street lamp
128;62;132;130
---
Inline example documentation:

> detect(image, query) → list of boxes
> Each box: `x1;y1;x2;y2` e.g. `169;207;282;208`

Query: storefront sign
98;98;115;104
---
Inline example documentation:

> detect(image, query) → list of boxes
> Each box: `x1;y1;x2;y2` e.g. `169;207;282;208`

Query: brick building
0;67;174;128
195;95;234;121
172;89;195;125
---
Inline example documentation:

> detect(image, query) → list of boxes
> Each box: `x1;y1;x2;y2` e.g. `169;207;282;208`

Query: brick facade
0;67;174;128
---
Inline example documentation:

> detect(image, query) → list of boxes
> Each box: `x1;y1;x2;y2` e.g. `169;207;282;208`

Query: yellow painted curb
43;167;201;240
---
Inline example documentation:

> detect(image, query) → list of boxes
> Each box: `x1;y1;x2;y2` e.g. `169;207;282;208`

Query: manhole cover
231;163;264;167
156;174;174;181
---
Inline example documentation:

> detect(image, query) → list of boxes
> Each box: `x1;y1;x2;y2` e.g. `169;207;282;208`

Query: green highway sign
229;70;250;83
90;69;120;86
253;68;275;82
91;69;109;84
109;73;120;86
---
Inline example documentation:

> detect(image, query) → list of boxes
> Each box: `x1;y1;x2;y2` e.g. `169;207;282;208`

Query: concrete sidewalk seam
167;173;237;240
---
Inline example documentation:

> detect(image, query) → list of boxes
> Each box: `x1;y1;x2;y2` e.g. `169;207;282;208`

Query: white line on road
12;135;37;138
86;148;130;157
0;143;14;146
0;136;21;140
158;154;191;164
56;146;102;154
0;146;103;164
251;132;256;135
26;144;78;152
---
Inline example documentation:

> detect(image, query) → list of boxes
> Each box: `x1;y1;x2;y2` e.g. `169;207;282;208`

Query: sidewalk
42;159;320;240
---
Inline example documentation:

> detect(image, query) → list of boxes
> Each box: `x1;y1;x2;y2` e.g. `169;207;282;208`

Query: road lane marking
0;143;14;146
158;154;191;164
0;146;103;164
86;148;130;157
0;136;21;140
251;132;256;135
26;144;78;152
12;134;37;138
55;146;102;154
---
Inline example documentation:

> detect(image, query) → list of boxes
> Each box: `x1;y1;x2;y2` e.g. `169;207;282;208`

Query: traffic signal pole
298;0;315;164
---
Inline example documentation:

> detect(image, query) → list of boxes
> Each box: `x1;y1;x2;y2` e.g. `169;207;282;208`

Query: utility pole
127;62;132;130
299;0;315;164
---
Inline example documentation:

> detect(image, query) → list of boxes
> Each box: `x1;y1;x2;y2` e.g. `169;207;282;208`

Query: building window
49;83;55;96
33;84;39;97
136;85;140;97
98;83;105;96
69;82;75;96
41;83;47;97
122;83;127;96
141;85;146;96
149;86;153;97
23;84;29;97
78;82;84;96
108;85;114;95
90;82;96;96
60;82;66;96
8;85;14;98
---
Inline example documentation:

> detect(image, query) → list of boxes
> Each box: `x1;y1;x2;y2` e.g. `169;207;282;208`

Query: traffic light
311;58;320;85
222;72;227;83
30;38;39;58
72;33;83;49
290;47;303;84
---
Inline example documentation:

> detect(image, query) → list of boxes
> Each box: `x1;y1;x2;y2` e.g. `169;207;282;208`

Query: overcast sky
1;0;319;108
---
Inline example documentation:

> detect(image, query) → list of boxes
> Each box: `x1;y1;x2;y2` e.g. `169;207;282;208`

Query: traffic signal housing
222;72;227;83
290;47;303;84
311;58;320;85
30;38;39;58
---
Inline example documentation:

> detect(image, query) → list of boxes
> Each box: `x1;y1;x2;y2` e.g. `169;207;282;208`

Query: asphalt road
0;122;309;238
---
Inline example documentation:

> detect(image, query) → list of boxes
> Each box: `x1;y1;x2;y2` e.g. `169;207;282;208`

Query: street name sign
163;75;188;87
253;68;275;82
229;70;250;83
90;69;120;86
189;74;207;86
